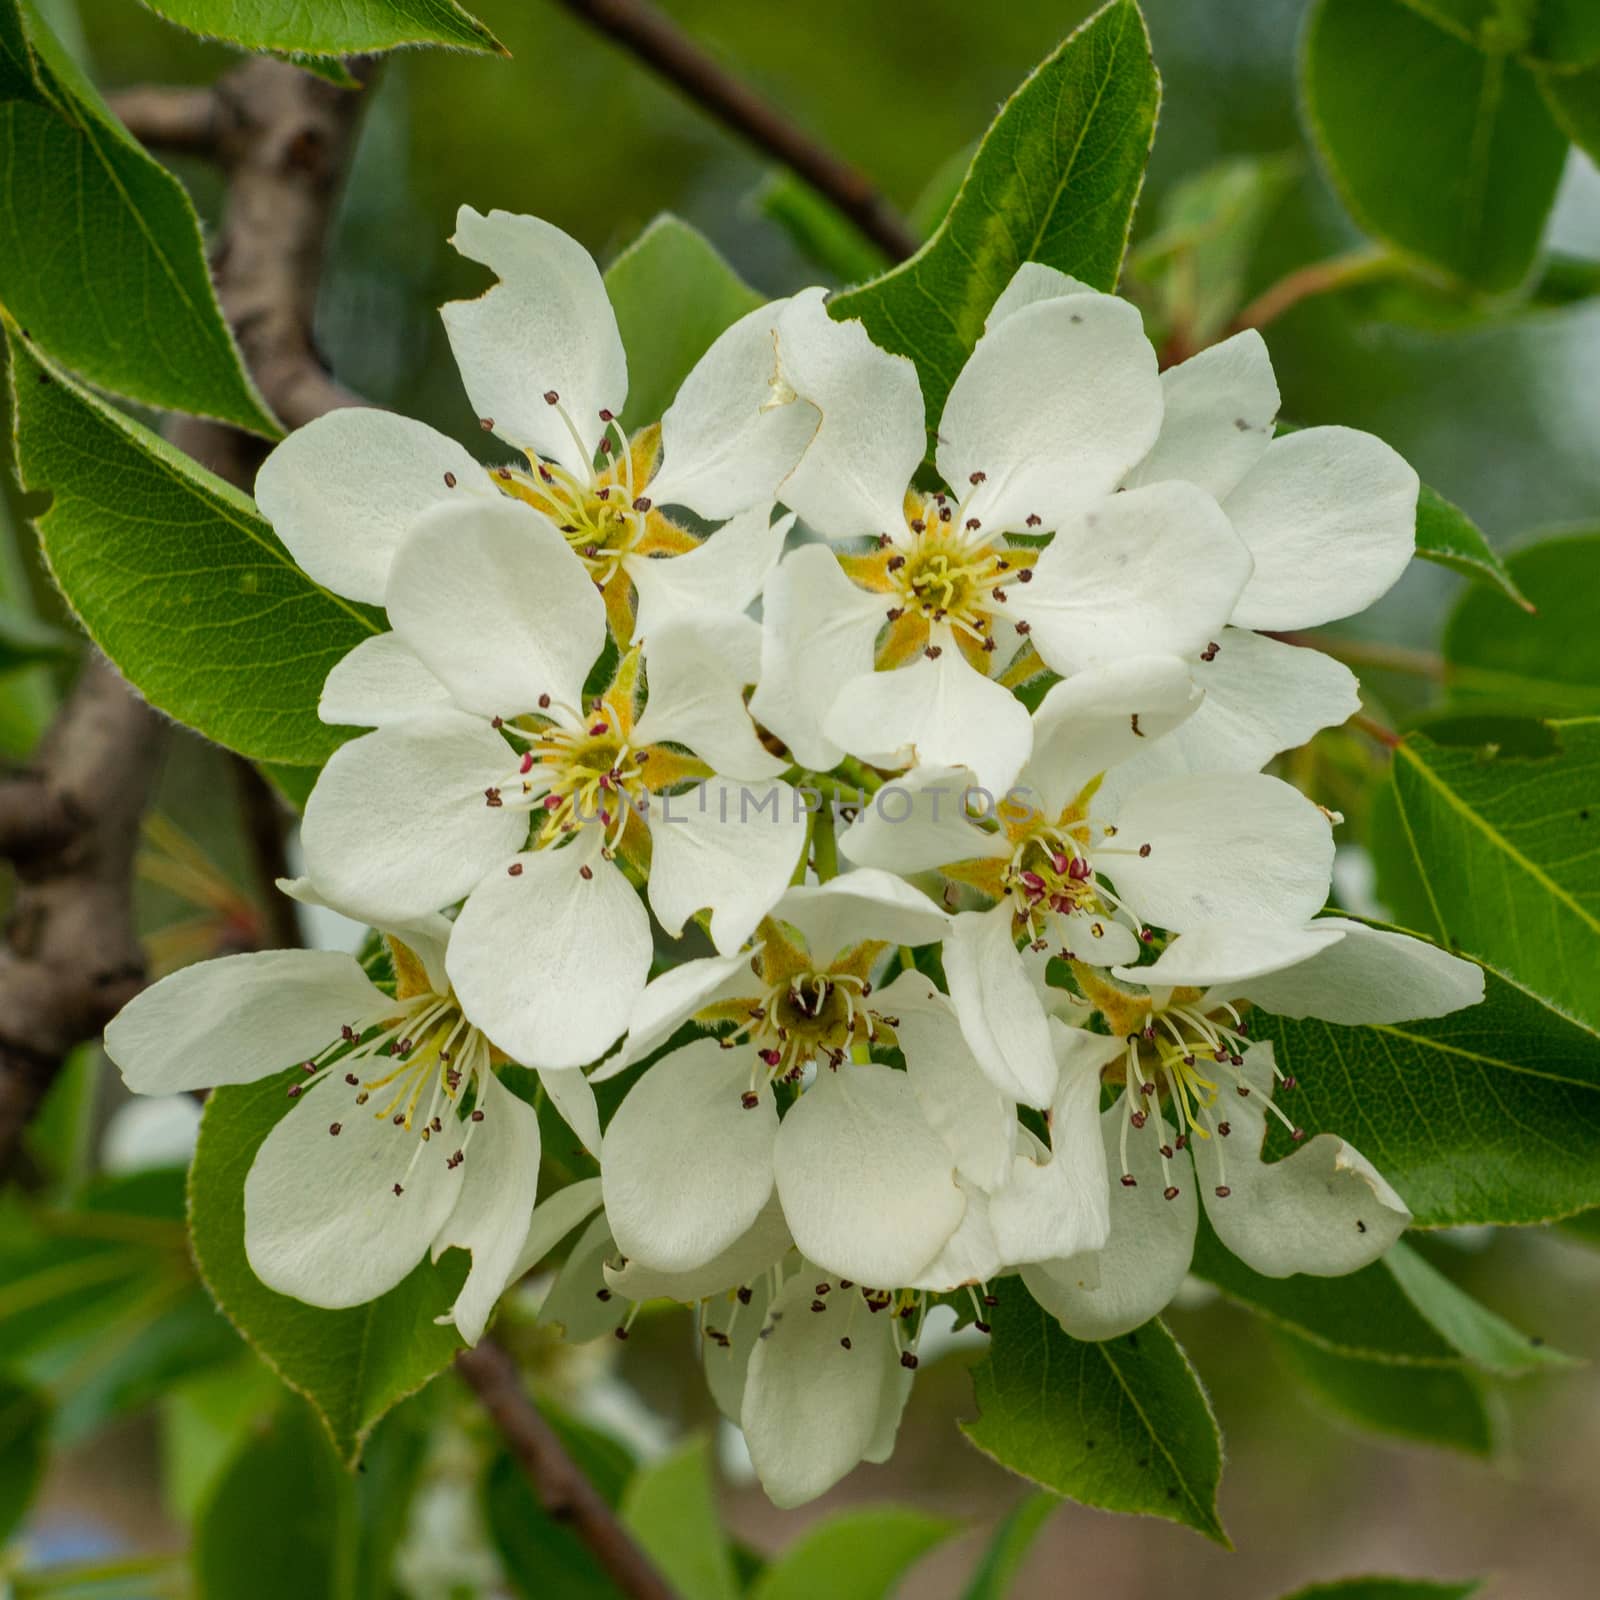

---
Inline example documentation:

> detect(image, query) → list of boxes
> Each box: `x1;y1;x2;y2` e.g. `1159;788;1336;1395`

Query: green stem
1231;245;1396;334
811;803;839;882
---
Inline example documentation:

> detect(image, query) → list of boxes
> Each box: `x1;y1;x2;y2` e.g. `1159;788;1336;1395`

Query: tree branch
0;57;377;1179
456;1339;681;1600
552;0;917;264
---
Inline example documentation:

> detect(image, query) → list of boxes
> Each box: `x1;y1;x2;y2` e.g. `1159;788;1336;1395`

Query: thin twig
456;1339;681;1600
551;0;917;263
230;756;302;949
104;84;220;156
1230;245;1394;334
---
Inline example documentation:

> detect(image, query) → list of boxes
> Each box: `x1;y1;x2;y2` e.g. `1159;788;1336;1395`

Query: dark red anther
508;862;524;876
1163;1185;1180;1201
1068;857;1093;881
1281;1075;1297;1090
329;1123;342;1136
543;390;559;405
975;1320;992;1333
1214;1185;1231;1198
840;1337;852;1349
1291;1127;1306;1142
480;417;495;430
345;1073;359;1086
589;721;609;736
1120;1173;1137;1187
900;1352;919;1370
758;1048;782;1067
1018;567;1033;583
599;408;614;421
1138;843;1152;857
1130;1110;1147;1129
740;1090;761;1109
969;471;986;484
579;864;594;881
1025;514;1042;527
444;471;457;488
1217;1121;1231;1136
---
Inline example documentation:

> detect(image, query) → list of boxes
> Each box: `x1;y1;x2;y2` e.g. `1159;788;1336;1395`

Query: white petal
748;544;887;772
741;1267;902;1508
984;263;1097;327
538;1067;601;1153
824;645;1034;799
837;764;1010;877
881;971;1017;1191
943;904;1058;1107
907;1187;1004;1292
1193;1044;1410;1276
773;1064;964;1285
702;1257;783;1425
442;207;626;476
1022;655;1202;819
1116;919;1347;990
939;295;1162;532
771;869;950;967
1023;483;1252;678
1055;910;1142;968
536;1213;622;1341
320;632;454;728
1022;1102;1197;1340
244;1078;463;1309
1226;426;1419;630
105;950;385;1094
772;289;926;541
648;303;819;518
275;877;453;991
625;507;791;645
254;409;492;604
601;949;759;1080
386;498;604;720
632;612;788;779
1089;629;1360;814
647;777;809;954
601;1039;777;1271
1106;772;1334;931
448;848;650;1071
986;1023;1110;1264
300;713;525;924
605;1191;791;1305
1124;330;1279;502
510;1175;604;1279
1224;919;1484;1024
432;1074;541;1344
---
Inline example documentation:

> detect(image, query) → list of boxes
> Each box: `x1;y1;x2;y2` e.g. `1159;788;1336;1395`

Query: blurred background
2;0;1598;1595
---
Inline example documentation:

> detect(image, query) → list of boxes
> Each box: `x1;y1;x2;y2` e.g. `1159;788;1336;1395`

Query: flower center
888;494;1013;645
718;968;884;1082
1004;826;1098;939
288;987;494;1191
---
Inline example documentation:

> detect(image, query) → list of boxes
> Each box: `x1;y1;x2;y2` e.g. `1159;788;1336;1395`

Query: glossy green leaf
1538;62;1600;161
1387;719;1600;1034
829;0;1159;430
484;1410;635;1600
1301;0;1568;293
1398;0;1600;64
0;1;277;434
1278;1578;1481;1600
1273;1329;1496;1455
162;1358;283;1523
1443;532;1600;714
604;215;763;433
7;327;382;764
1415;485;1529;608
750;1507;957;1600
963;1295;1228;1546
1192;1220;1566;1372
621;1436;738;1600
1252;960;1600;1227
960;1492;1057;1600
0;1377;50;1543
138;0;504;55
189;1072;466;1465
1558;1207;1600;1247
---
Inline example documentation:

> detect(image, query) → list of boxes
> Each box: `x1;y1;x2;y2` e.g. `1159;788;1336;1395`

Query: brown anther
633;496;651;512
1163;1185;1180;1201
329;1122;342;1135
1138;843;1152;857
508;862;524;876
1218;1121;1231;1136
596;1287;613;1301
900;1351;919;1370
579;865;594;880
543;390;559;405
444;471;457;487
740;1091;760;1109
736;1285;753;1304
1120;1174;1137;1186
1017;568;1033;583
471;1109;485;1122
1215;1185;1231;1198
924;645;943;659
840;1337;852;1349
479;417;494;430
1025;514;1042;527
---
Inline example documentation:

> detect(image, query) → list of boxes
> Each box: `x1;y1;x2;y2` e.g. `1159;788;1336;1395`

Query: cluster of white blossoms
106;210;1485;1505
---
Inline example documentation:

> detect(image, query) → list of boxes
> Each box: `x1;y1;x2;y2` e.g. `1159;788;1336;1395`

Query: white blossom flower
255;207;818;642
592;870;1101;1292
300;497;810;1072
838;655;1337;1105
747;270;1255;793
1018;921;1481;1339
1020;268;1418;804
103;896;556;1343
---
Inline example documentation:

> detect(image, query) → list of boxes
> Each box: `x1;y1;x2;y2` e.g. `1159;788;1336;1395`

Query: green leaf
1414;485;1529;608
6;327;382;764
1272;1328;1496;1455
1301;0;1569;293
162;1357;283;1523
0;1377;50;1543
0;2;278;434
959;1492;1057;1600
484;1410;635;1600
1387;719;1600;1034
1252;960;1600;1227
1538;62;1600;162
1557;1207;1600;1248
621;1435;738;1600
188;1071;466;1465
1443;532;1600;714
1398;0;1600;65
1277;1578;1481;1600
829;0;1159;432
1192;1219;1566;1372
604;215;763;434
962;1294;1228;1546
137;0;505;56
755;172;892;287
0;599;70;672
750;1508;956;1600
